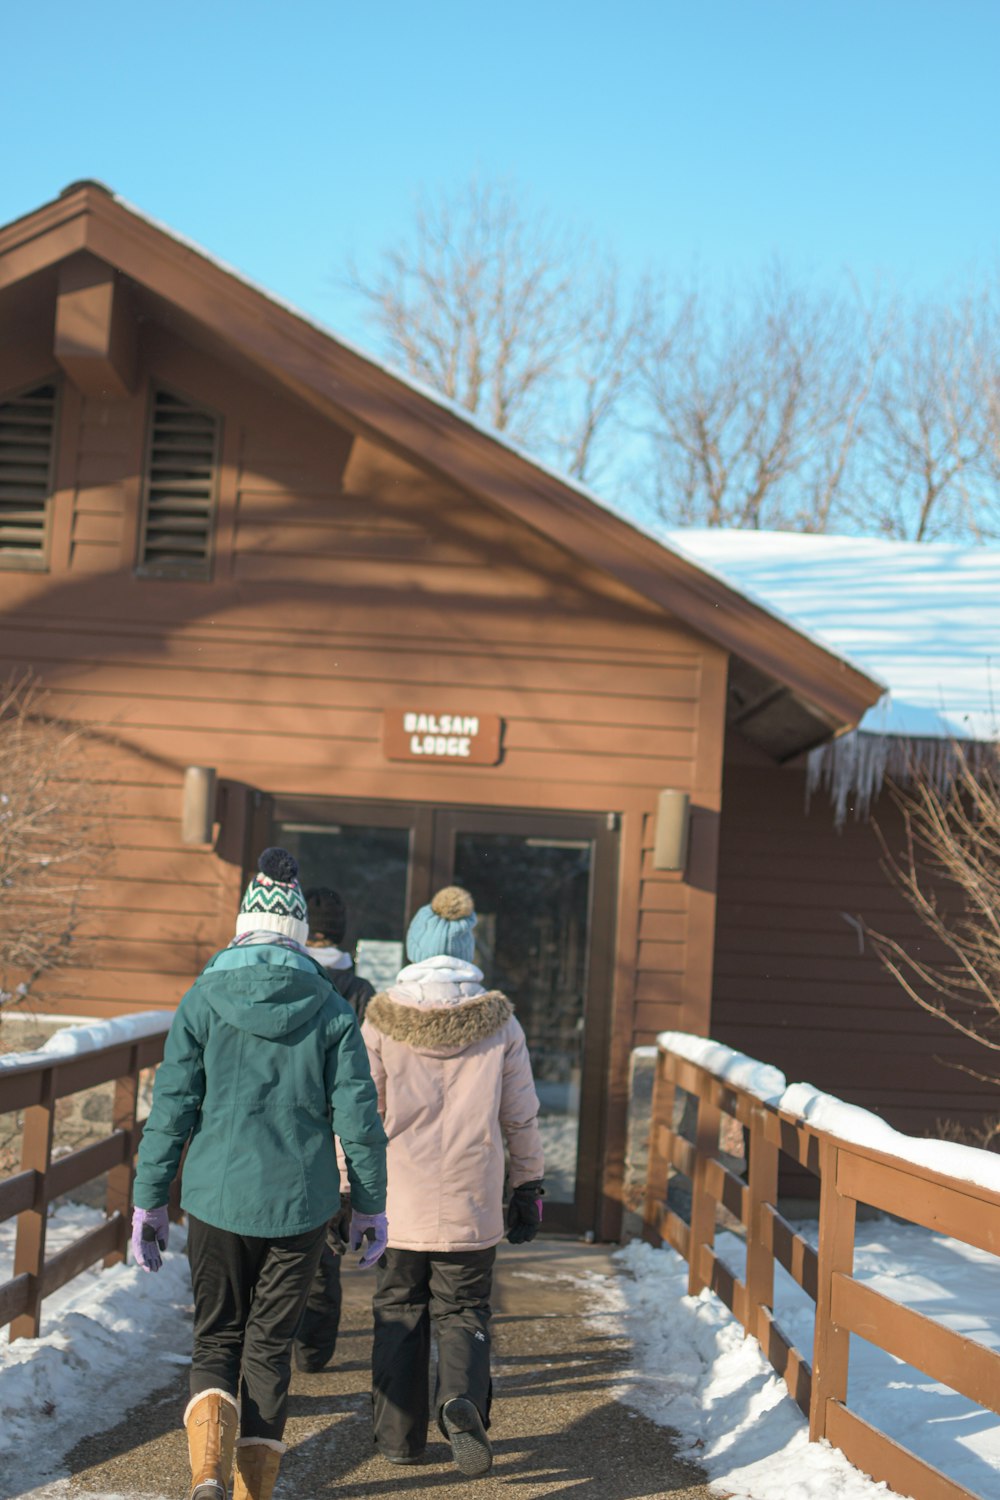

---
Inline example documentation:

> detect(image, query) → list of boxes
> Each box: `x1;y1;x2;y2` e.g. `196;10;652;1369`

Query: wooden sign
383;710;503;765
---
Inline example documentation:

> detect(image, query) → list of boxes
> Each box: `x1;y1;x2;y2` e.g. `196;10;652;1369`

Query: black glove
506;1181;545;1244
327;1193;352;1255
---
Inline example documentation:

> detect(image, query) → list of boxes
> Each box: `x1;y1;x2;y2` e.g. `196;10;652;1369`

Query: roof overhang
0;183;885;752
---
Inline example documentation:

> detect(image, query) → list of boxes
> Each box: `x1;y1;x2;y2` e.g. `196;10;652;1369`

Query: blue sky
3;0;998;346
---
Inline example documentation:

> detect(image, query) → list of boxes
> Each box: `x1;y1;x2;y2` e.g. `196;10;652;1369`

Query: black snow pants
371;1246;495;1459
187;1213;326;1441
292;1226;344;1372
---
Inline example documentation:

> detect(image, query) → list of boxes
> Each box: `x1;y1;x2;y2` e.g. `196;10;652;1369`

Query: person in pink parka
362;884;544;1476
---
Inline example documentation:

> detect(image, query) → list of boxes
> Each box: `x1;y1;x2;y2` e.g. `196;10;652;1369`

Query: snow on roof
663;530;1000;744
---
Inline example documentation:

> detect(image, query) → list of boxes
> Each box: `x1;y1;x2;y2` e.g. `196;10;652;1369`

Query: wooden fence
642;1041;1000;1500
0;1021;173;1341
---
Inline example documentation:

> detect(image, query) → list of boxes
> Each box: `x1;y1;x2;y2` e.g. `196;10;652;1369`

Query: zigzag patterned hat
236;847;309;944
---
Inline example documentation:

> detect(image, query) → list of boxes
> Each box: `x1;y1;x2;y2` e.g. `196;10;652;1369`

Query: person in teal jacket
131;848;387;1500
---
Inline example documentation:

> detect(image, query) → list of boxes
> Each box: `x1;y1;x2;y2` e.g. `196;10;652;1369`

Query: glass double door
268;798;618;1234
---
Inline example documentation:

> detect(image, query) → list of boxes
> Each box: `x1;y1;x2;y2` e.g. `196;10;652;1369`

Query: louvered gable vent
0;382;57;569
139;389;221;578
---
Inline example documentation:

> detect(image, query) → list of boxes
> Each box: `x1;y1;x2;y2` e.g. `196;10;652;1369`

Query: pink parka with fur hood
361;953;545;1252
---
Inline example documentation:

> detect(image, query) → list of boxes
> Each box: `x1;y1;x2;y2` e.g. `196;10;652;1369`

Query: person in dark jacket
304;886;376;1021
131;850;387;1500
292;886;377;1373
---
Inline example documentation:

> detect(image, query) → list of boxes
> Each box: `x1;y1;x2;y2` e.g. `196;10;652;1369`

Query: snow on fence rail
0;1013;174;1341
643;1032;1000;1500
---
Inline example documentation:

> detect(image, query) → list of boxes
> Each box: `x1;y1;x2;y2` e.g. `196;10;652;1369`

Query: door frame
262;795;437;924
430;806;619;1236
258;795;620;1237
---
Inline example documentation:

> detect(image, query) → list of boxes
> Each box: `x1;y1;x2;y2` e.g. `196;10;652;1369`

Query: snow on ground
7;1199;1000;1500
1;1202;192;1498
617;1221;1000;1500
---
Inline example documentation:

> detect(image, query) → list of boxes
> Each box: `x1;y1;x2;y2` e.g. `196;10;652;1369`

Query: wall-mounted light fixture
652;789;690;872
181;766;217;846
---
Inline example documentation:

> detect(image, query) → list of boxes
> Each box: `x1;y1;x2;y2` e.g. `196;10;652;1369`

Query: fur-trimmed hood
365;990;513;1054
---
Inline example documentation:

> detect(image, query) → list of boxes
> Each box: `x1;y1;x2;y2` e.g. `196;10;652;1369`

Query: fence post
745;1102;779;1341
642;1049;675;1243
104;1045;140;1268
809;1137;857;1442
10;1066;56;1341
687;1074;721;1297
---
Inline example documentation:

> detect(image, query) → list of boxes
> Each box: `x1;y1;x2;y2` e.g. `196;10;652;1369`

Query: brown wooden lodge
0;183;986;1237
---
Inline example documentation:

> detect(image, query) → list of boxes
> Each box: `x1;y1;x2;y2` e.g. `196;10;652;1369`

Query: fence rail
642;1041;1000;1500
0;1023;174;1341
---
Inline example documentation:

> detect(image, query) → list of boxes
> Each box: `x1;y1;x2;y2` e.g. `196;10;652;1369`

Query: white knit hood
389;954;486;1009
306;944;353;971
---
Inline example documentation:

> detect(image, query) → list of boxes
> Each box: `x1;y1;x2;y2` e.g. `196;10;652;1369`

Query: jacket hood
365;990;512;1055
388;955;486;1011
196;954;333;1040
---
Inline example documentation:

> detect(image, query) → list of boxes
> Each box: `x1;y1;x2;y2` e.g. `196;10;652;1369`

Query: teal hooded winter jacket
133;944;387;1235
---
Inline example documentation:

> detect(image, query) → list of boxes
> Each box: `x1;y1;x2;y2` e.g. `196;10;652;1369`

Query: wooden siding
0;306;730;1223
713;741;995;1142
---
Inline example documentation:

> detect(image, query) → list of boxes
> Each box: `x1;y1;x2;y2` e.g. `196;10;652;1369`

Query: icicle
806;732;997;828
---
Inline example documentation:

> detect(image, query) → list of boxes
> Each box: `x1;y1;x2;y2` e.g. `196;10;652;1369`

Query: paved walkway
63;1241;713;1499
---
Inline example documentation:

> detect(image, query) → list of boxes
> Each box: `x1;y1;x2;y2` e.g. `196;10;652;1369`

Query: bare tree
858;291;1000;541
345;177;648;487
864;746;1000;1083
349;182;1000;539
0;673;109;1017
640;265;886;532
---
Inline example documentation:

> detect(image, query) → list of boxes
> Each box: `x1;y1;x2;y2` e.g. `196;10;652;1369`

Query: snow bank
657;1031;786;1104
0;1011;173;1073
0;1202;192;1494
617;1222;1000;1499
781;1082;1000;1195
616;1236;899;1498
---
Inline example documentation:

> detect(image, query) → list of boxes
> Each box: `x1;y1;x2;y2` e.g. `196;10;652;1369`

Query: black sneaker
379;1450;425;1465
441;1397;493;1476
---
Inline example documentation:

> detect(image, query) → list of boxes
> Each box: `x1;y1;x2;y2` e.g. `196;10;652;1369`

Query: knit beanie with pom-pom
405;886;477;964
236;847;309;944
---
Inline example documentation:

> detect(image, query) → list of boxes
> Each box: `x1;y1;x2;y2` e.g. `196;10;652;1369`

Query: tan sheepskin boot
183;1388;239;1500
232;1437;286;1500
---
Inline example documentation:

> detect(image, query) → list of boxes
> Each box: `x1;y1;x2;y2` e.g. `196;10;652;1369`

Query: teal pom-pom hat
236;847;309;944
406;885;477;964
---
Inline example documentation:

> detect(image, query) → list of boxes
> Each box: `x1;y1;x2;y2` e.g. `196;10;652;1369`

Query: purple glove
131;1206;170;1273
349;1210;388;1269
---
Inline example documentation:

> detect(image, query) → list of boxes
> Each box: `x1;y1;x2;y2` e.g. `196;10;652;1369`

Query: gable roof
0;182;884;749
